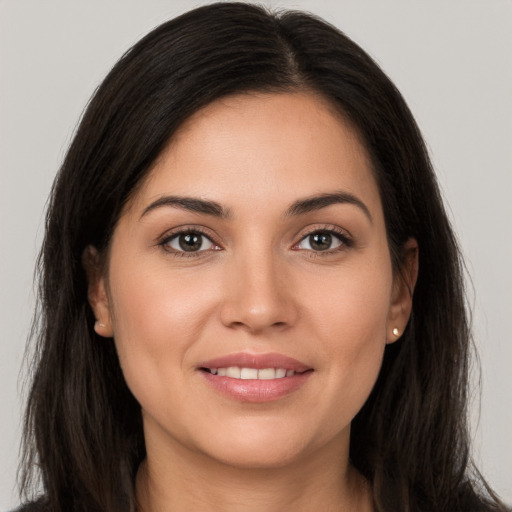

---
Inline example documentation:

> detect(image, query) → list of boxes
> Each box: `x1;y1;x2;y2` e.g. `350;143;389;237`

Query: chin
205;441;306;470
192;418;339;470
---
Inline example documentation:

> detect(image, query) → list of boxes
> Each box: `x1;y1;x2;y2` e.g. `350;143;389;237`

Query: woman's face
89;92;415;469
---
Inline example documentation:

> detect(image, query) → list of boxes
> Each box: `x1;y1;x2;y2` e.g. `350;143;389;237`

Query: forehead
127;92;382;219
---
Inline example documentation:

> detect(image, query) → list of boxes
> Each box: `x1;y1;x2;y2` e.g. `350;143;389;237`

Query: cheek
109;258;212;345
303;258;392;406
307;255;392;341
106;257;218;400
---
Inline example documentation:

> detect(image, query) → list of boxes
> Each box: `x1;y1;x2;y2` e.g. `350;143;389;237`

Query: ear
82;245;113;338
386;238;418;344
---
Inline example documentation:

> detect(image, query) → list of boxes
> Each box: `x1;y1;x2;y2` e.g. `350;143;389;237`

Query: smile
204;367;297;379
198;352;313;402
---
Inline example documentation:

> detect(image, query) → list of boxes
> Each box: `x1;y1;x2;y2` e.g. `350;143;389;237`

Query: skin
86;92;418;511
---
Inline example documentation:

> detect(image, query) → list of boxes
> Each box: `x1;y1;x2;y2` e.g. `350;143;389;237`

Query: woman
15;2;510;511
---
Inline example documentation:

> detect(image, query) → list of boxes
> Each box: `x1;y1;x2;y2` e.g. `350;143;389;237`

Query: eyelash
158;227;220;258
294;226;353;257
158;225;353;258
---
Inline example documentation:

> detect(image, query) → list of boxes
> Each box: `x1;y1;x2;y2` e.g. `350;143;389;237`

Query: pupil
179;233;202;251
310;232;331;251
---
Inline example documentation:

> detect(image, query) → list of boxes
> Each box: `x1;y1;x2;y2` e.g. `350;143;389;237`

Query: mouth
198;352;314;402
200;366;307;379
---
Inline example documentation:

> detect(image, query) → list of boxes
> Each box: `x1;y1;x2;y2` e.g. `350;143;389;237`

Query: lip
197;352;313;403
198;352;312;372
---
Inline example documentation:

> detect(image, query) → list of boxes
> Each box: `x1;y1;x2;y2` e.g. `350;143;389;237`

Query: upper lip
198;352;312;372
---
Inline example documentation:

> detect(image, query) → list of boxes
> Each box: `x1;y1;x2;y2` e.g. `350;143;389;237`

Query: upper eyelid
296;224;352;242
159;229;221;257
159;225;220;244
159;225;350;238
294;228;351;249
158;224;352;251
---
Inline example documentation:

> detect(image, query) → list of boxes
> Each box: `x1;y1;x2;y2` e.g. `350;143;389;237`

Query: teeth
226;366;241;378
240;368;258;379
208;367;296;380
258;368;275;380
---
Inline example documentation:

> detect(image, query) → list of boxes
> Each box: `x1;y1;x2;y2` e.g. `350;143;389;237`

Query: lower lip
200;371;312;402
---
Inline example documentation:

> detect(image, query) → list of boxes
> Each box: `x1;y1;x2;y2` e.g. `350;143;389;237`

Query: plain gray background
1;0;511;509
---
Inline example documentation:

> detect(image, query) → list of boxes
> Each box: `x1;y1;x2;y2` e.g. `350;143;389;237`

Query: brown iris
309;232;332;251
178;232;203;251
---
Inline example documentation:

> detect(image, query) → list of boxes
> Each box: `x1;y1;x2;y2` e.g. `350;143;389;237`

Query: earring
94;320;106;333
392;327;400;337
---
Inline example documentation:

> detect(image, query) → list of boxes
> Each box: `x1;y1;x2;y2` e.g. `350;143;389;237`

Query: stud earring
94;320;106;333
392;327;400;337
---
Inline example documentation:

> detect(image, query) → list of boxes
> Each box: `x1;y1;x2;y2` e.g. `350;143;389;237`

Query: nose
219;250;298;335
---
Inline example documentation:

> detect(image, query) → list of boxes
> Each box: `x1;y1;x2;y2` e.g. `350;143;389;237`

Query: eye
164;231;217;253
296;230;347;252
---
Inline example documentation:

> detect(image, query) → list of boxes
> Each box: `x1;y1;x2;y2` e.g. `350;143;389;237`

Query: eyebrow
140;196;231;219
140;191;372;223
285;191;373;223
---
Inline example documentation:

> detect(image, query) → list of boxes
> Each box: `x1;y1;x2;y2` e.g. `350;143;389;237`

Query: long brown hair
19;3;510;511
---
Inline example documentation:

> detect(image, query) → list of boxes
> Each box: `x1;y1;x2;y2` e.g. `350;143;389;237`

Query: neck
135;430;373;512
